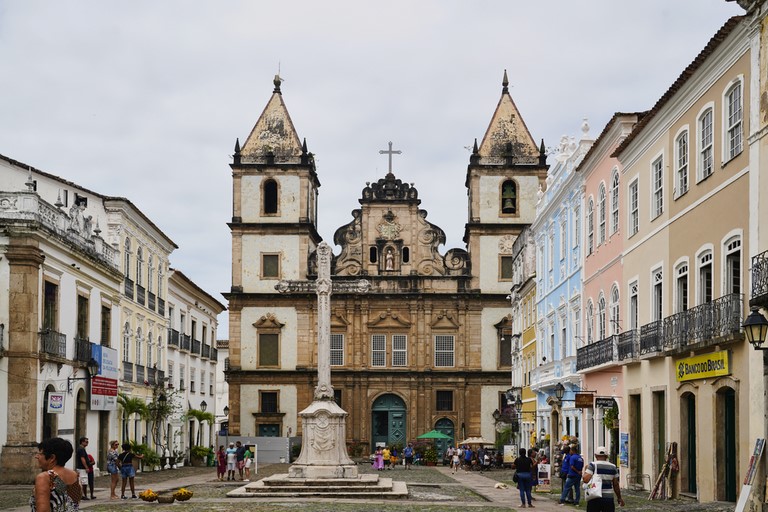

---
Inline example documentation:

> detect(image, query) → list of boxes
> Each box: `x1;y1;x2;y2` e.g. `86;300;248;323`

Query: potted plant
424;445;438;466
190;445;209;467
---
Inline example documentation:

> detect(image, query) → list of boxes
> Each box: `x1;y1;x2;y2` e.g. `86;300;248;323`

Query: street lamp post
223;405;229;448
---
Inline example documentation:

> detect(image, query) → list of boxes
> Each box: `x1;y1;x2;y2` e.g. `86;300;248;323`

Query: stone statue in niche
385;247;394;270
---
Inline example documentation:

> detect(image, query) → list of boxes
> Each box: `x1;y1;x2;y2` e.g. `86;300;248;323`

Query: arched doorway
434;418;455;458
42;385;58;441
371;394;406;450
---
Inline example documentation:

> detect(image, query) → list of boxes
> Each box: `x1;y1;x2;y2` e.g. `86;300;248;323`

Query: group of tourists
444;445;500;473
216;441;252;481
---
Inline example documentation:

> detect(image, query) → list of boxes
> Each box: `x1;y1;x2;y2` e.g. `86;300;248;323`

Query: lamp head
743;307;768;350
554;382;565;400
200;400;207;412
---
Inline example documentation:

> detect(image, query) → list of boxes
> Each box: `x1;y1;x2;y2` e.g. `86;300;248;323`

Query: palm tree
118;393;149;443
185;408;215;447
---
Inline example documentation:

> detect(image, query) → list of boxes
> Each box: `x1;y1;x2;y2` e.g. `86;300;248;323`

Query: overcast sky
0;1;744;338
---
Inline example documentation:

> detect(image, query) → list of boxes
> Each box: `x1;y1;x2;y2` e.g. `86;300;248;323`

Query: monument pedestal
287;399;358;479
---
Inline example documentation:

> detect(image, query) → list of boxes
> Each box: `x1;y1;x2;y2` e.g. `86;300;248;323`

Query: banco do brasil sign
675;350;730;382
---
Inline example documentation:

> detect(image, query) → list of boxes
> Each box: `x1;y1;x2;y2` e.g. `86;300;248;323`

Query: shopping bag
583;464;603;501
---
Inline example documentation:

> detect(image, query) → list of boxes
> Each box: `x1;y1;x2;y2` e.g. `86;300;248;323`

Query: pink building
575;113;643;468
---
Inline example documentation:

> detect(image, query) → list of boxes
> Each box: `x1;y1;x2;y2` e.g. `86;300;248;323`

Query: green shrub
190;445;210;458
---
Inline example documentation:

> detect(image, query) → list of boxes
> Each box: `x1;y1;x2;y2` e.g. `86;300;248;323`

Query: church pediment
368;310;412;329
253;313;284;330
430;310;460;329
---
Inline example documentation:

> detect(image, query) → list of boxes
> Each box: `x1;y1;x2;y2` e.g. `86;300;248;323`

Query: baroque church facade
225;74;548;452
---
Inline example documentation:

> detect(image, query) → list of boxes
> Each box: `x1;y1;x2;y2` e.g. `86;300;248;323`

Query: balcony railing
40;329;66;358
146;366;156;384
158;298;165;316
74;337;92;362
156;369;165;383
752;250;768;306
192;339;201;355
136;285;145;307
181;334;191;352
639;320;662;354
124;277;134;300
148;292;156;312
202;344;211;359
211;347;218;360
576;335;617;371
168;329;179;347
123;361;133;382
617;329;639;361
136;364;145;383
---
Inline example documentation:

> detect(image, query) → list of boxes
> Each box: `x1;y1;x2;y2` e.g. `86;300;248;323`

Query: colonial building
613;15;754;503
530;122;592;449
165;269;225;458
575;112;642;465
225;73;548;453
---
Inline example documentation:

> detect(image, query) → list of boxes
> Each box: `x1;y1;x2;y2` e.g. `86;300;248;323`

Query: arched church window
402;247;410;263
369;246;378;264
264;179;278;214
501;180;517;214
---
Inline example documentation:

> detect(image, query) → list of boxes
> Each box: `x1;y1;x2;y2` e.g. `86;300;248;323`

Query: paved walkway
433;465;563;510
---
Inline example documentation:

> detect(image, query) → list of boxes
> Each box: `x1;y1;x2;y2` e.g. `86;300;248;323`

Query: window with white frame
123;323;131;362
560;322;567;357
629;281;639;330
598;294;606;340
434;335;455;367
136;247;144;286
726;81;743;159
676;263;689;313
587;199;594;255
330;334;344;366
190;368;196;393
699;108;714;180
699;252;713;304
725;237;741;295
371;334;386;367
652;156;664;219
156;336;162;367
179;364;186;390
548;232;554;271
549;325;555;360
392;335;407;366
586;301;594;343
147;333;153;368
148;256;154;293
136;328;142;365
209;372;214;395
573;308;581;344
560;222;567;260
610;286;620;335
598;184;606;245
573;206;580;248
652;268;663;321
676;131;689;197
124;238;131;278
200;370;205;395
629;180;639;235
611;171;620;234
167;361;174;387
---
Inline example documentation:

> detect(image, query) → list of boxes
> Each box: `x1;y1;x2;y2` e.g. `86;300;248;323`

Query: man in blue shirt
560;445;584;505
559;445;572;499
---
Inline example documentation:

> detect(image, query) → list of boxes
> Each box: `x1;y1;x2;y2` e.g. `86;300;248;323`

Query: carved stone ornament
377;212;402;240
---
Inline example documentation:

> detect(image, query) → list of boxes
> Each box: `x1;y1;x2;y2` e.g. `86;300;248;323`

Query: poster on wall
619;432;629;467
47;392;65;414
536;462;551;492
503;445;517;465
90;345;119;411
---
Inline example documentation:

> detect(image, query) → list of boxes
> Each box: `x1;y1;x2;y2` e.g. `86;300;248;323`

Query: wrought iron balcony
639;320;663;354
168;329;179;347
74;337;92;362
181;334;191;352
617;329;639;361
148;292;156;312
123;361;133;382
40;329;66;358
211;347;218;360
146;366;156;384
136;285;145;307
202;344;211;359
677;293;742;349
192;339;201;355
124;277;134;300
157;370;165;383
224;357;230;371
751;250;768;307
576;335;617;371
158;298;165;316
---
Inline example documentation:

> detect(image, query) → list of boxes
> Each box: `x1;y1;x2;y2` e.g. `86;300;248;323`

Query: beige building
225;74;547;453
614;15;755;503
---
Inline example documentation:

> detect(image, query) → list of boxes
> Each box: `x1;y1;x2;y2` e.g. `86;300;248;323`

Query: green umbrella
417;429;453;440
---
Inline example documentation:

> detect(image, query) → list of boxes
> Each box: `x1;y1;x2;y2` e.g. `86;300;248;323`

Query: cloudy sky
0;1;744;338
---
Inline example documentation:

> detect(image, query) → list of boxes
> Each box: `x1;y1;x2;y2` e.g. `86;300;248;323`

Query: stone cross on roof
275;242;370;400
378;141;402;176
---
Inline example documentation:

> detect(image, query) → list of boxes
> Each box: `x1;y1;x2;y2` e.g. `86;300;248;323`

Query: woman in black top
513;448;534;508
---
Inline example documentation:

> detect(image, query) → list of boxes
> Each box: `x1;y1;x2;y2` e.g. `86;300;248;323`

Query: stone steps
227;474;408;499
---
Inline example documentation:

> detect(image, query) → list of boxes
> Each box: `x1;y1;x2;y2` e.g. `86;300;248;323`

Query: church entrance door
434;418;455;459
371;394;406;450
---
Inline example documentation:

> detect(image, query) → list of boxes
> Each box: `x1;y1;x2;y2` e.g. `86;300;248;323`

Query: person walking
243;445;253;481
106;440;120;499
235;441;246;481
560;445;584;506
513;448;534;508
373;446;384;470
582;446;625;511
216;445;227;481
403;443;414;470
118;442;143;499
226;442;237;481
30;437;81;511
75;437;93;500
559;445;573;503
